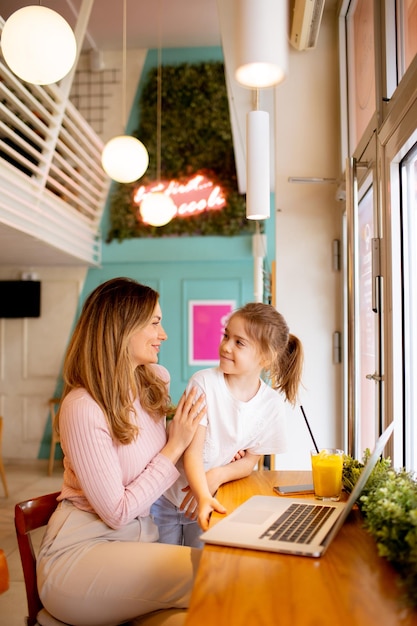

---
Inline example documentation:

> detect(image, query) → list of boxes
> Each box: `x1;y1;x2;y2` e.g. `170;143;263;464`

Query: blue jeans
151;495;203;548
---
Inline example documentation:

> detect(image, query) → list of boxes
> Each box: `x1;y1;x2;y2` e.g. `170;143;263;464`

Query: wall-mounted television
0;280;41;318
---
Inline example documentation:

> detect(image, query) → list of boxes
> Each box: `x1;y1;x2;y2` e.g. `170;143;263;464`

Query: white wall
273;11;344;469
0;267;86;460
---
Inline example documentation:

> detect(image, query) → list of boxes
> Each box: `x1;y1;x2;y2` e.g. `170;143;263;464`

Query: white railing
0;18;110;266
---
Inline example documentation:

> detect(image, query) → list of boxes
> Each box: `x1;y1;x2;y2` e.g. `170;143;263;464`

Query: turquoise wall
83;241;255;403
41;46;275;459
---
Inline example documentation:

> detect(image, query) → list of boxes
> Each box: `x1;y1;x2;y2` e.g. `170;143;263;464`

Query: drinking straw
299;405;320;453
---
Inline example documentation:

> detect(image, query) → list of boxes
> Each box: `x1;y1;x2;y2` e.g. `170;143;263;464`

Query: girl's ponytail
273;333;304;405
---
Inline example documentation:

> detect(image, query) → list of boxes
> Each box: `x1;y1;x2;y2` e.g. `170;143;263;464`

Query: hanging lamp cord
121;0;127;130
156;2;162;181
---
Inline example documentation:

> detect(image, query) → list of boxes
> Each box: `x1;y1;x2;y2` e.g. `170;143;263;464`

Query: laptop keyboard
259;503;334;544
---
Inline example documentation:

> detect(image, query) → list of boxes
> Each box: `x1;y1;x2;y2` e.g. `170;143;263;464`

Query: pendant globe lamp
1;5;77;85
234;0;288;89
139;189;176;227
101;134;149;184
139;9;176;227
101;0;149;183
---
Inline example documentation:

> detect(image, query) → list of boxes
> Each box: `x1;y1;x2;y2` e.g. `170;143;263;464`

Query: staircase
0;16;109;266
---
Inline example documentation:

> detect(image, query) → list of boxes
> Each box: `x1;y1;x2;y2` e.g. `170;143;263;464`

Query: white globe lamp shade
1;6;77;85
139;193;177;227
101;136;149;183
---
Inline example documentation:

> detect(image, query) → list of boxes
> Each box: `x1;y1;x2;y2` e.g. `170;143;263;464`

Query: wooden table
185;470;417;626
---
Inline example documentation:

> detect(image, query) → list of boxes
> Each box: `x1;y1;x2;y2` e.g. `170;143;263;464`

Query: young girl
151;302;304;546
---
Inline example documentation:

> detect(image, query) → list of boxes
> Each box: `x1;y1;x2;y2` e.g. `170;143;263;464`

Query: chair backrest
47;398;62;476
48;398;61;425
15;492;61;626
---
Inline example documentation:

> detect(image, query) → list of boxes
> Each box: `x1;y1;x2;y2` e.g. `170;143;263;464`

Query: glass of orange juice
311;448;344;501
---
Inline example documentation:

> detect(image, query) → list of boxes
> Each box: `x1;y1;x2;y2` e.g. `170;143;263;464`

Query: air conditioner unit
290;0;326;51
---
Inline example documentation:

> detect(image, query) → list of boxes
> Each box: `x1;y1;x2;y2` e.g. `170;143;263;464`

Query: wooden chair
15;492;188;626
0;416;9;497
47;398;61;476
258;454;276;471
14;491;66;626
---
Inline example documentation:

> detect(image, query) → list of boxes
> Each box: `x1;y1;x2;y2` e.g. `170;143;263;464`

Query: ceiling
1;0;222;52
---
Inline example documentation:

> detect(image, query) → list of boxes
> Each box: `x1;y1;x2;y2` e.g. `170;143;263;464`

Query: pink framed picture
188;300;235;365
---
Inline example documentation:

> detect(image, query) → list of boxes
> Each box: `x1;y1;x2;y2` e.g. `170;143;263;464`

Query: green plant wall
107;60;256;240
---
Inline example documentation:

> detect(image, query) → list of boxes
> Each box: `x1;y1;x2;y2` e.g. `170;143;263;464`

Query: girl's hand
197;496;227;531
231;450;246;462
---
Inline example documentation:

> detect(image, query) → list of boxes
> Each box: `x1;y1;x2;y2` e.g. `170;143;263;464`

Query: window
400;145;417;469
345;0;376;151
398;0;417;78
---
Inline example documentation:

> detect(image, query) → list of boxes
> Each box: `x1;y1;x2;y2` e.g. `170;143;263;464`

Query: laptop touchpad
229;509;273;524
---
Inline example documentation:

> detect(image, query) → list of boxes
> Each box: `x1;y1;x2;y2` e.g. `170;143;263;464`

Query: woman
37;277;205;626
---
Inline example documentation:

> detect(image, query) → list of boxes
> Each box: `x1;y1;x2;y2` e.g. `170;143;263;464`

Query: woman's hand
179;486;198;519
160;388;206;464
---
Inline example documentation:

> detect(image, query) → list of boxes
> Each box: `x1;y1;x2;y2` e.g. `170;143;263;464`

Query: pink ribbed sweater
57;366;179;530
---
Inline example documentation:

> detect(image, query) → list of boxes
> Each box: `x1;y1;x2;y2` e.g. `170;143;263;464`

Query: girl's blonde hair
230;302;304;405
57;277;171;444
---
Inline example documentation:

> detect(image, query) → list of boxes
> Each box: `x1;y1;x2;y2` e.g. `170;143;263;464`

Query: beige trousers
37;500;201;626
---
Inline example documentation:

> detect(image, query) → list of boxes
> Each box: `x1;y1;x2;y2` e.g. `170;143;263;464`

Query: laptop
200;422;394;557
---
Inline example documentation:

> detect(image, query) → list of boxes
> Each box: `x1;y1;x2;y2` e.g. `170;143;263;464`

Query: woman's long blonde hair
230;303;304;405
57;277;171;444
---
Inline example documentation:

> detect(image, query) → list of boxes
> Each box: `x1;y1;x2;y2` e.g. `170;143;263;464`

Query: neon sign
133;173;226;223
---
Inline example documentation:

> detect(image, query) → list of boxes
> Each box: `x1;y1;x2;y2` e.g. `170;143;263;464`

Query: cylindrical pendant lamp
1;6;77;85
246;110;270;220
235;0;288;89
